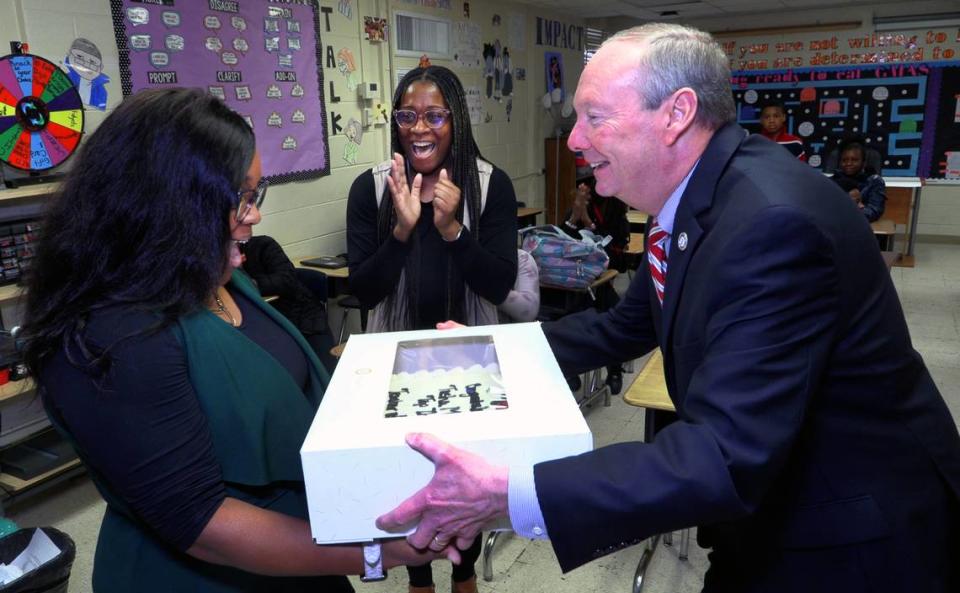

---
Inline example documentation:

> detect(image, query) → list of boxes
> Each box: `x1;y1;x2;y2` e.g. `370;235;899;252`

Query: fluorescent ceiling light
873;12;960;32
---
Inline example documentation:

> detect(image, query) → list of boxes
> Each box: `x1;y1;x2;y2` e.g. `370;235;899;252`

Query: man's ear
663;88;698;146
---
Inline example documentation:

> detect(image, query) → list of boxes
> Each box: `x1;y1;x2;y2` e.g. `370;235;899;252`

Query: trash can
0;527;75;593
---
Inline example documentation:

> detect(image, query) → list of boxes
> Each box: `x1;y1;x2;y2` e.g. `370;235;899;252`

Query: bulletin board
925;65;960;178
732;64;936;177
109;0;329;183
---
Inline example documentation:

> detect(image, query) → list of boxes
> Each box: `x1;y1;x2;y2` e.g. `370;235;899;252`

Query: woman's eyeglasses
393;108;451;129
236;178;269;222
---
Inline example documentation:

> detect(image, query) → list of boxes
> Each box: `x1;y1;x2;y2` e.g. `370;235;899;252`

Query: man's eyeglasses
236;178;269;222
393;108;451;129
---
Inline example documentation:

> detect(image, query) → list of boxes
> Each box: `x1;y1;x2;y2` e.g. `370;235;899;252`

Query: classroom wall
3;0;586;258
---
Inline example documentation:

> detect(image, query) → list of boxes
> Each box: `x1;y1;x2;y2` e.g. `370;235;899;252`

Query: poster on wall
63;38;110;111
109;0;329;183
453;22;481;69
545;51;563;98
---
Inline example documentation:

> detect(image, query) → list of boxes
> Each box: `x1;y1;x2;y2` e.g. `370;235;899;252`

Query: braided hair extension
375;66;484;330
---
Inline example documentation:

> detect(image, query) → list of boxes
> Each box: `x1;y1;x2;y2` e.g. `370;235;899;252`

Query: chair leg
679;528;690;561
482;531;500;582
633;534;660;593
337;308;349;345
663;531;673;546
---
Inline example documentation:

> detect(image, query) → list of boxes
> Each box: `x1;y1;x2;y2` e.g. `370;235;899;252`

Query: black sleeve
447;166;518;304
42;310;225;552
346;170;413;309
244;236;299;299
559;210;585;238
602;201;630;248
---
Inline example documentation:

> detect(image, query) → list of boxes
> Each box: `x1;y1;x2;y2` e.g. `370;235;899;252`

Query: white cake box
300;322;593;543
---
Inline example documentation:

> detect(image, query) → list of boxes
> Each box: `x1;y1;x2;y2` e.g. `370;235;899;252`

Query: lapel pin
677;232;688;251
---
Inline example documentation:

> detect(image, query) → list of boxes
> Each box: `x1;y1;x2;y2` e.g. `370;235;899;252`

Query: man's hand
433;169;463;241
436;320;466;330
386;153;422;242
381;536;460;568
376;433;509;551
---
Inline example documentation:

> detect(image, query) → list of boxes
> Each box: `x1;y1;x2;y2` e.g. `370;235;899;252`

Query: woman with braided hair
347;66;518;592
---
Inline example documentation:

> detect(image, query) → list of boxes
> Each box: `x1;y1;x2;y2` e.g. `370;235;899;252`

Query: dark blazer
537;123;960;592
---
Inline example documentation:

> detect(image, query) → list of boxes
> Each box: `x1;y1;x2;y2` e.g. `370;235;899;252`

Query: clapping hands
386;153;423;242
386;154;463;242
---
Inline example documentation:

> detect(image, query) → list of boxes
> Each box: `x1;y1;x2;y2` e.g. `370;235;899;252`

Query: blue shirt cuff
508;464;549;539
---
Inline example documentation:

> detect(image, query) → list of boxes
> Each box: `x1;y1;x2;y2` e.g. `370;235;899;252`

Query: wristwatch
360;542;386;582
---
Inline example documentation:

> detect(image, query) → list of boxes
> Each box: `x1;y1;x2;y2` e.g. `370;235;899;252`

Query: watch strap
360;542;386;582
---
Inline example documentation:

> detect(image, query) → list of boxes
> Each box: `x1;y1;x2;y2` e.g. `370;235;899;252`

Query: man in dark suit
377;23;960;592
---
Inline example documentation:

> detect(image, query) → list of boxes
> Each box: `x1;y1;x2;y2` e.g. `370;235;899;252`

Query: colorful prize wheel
0;53;83;172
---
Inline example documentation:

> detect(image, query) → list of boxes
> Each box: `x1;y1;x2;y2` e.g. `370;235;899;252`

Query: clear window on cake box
386;335;508;419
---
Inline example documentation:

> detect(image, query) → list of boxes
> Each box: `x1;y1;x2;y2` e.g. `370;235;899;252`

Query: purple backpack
521;225;609;289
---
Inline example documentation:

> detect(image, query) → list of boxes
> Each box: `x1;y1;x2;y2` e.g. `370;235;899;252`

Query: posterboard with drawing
109;0;329;183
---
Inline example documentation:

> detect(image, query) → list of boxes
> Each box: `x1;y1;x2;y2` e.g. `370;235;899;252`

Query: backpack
521;225;609;289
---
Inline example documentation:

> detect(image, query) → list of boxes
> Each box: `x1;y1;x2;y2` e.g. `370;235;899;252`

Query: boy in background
758;100;806;161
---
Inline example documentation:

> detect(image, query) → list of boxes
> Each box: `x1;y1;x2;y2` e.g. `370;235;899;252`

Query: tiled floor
7;239;959;593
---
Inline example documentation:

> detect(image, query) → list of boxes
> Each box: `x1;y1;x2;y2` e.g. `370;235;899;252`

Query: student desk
624;233;646;279
517;206;543;228
627;210;649;233
870;219;895;251
884;177;922;267
622;350;690;593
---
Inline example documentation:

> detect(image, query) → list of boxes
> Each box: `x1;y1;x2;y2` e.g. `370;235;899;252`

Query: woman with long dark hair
347;65;517;334
21;88;441;592
346;66;518;592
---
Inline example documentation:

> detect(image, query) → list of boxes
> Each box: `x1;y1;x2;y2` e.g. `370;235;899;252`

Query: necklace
212;292;240;327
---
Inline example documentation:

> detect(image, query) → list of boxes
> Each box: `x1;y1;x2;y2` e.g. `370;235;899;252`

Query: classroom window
394;11;451;59
584;27;608;64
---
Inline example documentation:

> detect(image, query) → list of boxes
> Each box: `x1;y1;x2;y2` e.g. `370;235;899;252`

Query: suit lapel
659;124;748;390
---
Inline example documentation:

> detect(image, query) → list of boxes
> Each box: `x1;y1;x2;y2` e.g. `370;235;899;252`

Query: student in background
822;131;882;174
561;169;630;271
758;100;806;161
560;170;628;394
241;235;338;373
497;249;539;323
830;141;886;222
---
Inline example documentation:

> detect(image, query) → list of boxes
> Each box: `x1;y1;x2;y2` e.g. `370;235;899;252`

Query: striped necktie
647;221;670;305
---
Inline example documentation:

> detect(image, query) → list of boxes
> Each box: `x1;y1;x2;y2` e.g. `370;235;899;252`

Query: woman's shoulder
349;168;375;189
482;160;511;180
347;169;378;210
83;305;175;350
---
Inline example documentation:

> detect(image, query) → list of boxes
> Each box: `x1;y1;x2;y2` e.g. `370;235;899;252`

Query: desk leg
632;533;661;593
906;186;922;262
